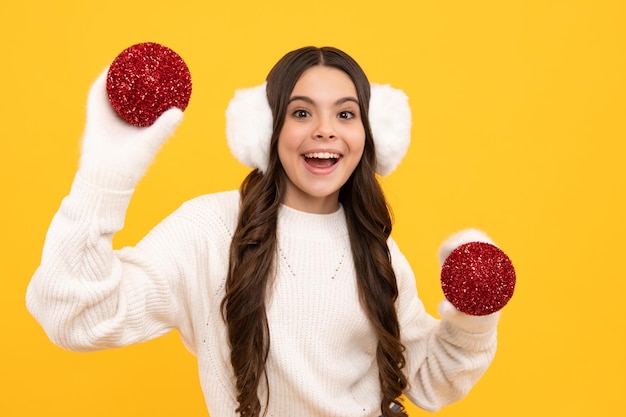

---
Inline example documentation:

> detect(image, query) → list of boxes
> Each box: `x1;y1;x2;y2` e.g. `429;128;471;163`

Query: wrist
77;165;138;192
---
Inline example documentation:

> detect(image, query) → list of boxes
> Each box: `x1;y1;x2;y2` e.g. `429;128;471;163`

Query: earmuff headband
225;83;411;177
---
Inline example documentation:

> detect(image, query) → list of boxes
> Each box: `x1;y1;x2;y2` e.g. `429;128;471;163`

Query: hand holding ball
441;241;516;316
106;42;192;127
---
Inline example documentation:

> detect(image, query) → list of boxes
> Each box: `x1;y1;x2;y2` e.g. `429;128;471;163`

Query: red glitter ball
106;42;192;127
441;241;516;316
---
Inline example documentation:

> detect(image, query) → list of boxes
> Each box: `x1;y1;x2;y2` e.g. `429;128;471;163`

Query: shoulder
181;189;240;211
387;236;417;287
169;189;240;236
387;236;407;264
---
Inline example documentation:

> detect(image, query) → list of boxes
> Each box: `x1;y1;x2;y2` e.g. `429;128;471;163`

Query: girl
27;46;501;417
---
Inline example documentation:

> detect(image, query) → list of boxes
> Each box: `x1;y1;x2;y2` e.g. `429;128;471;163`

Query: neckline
277;203;348;241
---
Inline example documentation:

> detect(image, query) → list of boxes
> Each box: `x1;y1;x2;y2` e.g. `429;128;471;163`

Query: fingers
438;299;500;333
85;66;124;128
144;107;184;145
86;67;110;105
152;107;184;135
438;229;495;266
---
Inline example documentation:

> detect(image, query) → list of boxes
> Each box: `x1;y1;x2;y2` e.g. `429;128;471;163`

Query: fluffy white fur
368;83;412;176
438;228;496;266
438;299;500;332
224;82;412;177
80;67;183;188
225;83;273;173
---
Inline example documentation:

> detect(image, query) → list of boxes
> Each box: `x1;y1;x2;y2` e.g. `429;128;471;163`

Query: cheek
352;133;367;167
347;127;366;157
276;137;289;168
277;129;302;169
278;122;306;151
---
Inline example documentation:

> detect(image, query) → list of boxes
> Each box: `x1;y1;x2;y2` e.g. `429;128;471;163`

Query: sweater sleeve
25;173;198;353
388;238;498;412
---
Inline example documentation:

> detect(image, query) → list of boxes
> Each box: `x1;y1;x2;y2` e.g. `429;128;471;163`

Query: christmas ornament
441;241;516;316
106;42;192;127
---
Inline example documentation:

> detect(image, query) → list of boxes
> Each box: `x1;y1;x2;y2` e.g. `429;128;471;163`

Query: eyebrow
288;95;359;106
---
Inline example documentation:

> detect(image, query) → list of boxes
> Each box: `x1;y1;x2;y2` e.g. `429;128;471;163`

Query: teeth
304;152;340;159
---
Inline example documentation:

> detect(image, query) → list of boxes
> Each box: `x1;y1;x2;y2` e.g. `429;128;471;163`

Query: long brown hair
221;46;407;417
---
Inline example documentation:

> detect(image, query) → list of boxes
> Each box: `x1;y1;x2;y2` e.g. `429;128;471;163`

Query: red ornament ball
106;42;192;127
441;241;516;316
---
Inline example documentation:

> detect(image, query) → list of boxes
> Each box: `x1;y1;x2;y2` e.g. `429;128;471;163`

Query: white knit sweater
26;172;499;417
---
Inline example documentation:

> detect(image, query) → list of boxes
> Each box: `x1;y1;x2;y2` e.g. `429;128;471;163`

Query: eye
292;109;310;118
338;110;356;120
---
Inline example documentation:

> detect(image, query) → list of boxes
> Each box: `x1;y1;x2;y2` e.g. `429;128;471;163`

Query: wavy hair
221;46;407;417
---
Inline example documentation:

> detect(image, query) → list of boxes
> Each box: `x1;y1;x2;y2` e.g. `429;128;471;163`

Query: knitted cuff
77;166;139;192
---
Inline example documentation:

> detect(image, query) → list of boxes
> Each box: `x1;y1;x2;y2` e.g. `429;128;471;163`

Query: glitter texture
441;241;516;316
106;42;192;127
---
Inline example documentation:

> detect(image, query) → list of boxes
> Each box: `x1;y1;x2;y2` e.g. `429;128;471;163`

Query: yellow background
1;0;625;416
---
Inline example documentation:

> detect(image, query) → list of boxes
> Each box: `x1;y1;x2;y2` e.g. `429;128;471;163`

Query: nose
313;118;336;140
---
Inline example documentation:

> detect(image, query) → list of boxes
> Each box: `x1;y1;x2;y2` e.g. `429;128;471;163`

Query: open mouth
303;152;341;168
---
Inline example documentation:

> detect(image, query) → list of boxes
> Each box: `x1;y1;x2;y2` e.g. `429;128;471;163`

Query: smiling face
277;65;366;214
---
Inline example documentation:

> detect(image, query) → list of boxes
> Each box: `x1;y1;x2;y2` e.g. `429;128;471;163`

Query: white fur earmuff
225;82;411;177
369;84;411;176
